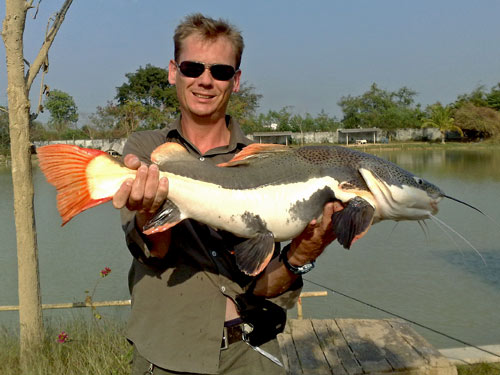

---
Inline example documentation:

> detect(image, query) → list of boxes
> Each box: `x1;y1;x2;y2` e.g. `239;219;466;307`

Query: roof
252;132;293;136
337;128;380;133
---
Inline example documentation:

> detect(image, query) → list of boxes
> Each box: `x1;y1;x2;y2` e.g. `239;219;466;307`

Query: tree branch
32;0;42;19
25;0;73;90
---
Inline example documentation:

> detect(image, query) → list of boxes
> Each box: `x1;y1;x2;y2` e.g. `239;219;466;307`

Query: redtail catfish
37;142;479;276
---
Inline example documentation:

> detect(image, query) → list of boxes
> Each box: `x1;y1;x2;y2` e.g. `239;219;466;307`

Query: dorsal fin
217;143;290;167
151;142;190;164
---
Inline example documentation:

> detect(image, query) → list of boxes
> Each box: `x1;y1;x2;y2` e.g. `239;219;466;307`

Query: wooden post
295;291;327;320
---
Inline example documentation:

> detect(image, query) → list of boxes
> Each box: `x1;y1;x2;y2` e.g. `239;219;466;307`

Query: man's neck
181;115;231;155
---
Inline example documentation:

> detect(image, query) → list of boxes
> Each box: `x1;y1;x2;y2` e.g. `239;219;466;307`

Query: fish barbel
37;142;445;276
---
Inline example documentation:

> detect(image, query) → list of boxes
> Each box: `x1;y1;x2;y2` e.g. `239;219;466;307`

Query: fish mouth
430;198;441;215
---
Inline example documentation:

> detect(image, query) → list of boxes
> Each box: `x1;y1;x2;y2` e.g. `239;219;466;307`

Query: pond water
1;145;499;349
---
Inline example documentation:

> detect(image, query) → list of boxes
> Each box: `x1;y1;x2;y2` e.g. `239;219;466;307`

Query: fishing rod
304;277;500;360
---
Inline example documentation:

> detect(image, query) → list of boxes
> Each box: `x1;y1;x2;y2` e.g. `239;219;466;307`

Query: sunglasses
176;61;238;81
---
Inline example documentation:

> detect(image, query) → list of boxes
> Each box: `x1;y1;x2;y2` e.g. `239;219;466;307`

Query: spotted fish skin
149;144;443;242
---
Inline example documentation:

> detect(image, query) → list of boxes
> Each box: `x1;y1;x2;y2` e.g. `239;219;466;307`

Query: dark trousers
131;339;286;375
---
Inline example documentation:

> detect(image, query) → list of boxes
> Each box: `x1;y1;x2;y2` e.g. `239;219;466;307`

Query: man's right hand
112;154;169;229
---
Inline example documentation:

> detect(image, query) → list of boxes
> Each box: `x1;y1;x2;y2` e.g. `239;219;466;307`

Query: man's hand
112;154;169;228
287;201;344;266
253;201;344;297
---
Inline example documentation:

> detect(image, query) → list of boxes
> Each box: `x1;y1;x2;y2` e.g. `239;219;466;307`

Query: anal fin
142;200;183;235
332;196;375;249
234;231;275;276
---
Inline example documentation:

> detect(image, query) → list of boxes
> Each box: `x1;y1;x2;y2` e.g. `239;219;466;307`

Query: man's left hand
287;201;344;266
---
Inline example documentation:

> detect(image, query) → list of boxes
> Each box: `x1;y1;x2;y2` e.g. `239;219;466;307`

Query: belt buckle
221;326;229;351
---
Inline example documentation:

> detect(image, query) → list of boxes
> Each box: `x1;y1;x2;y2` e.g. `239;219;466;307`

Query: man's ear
168;60;177;85
232;70;241;93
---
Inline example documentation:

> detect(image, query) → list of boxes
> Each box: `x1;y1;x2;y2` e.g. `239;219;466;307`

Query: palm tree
422;103;463;144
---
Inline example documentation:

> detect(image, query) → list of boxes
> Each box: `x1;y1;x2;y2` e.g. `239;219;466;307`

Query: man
113;13;342;375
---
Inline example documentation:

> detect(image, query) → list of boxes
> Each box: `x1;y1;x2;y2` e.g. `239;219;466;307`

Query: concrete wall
33;128;441;154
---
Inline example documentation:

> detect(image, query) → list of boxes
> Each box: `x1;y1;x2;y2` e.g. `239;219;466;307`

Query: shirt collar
164;115;251;156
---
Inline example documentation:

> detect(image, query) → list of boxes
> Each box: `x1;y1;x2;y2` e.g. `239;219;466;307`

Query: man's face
169;34;241;122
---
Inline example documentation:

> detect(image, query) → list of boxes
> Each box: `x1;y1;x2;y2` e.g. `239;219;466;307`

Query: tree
486;83;500;111
454;103;500;140
2;0;73;367
454;85;488;109
422;102;463;143
115;64;179;128
44;89;78;133
338;83;422;129
227;82;262;123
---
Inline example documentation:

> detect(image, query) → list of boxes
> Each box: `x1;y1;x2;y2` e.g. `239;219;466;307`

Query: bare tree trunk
2;1;44;360
2;0;73;367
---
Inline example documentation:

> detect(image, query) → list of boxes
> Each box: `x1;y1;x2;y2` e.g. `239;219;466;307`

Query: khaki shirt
122;117;302;374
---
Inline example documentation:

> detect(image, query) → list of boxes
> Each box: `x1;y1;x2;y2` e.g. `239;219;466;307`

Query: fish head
359;165;444;222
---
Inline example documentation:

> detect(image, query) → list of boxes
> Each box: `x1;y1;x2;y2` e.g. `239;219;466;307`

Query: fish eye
413;176;424;185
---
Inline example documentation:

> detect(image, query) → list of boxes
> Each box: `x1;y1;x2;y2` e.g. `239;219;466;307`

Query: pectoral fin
142;200;183;235
234;231;275;276
332;196;375;249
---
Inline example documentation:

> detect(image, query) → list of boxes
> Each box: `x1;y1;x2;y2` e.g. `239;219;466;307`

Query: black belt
221;324;244;350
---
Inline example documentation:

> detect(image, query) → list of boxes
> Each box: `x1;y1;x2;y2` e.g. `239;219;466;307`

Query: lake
1;145;500;349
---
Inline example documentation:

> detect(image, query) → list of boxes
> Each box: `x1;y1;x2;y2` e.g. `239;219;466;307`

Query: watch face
294;262;315;275
280;245;315;274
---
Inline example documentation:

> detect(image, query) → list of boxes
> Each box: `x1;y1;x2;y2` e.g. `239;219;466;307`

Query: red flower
57;331;69;343
100;267;111;277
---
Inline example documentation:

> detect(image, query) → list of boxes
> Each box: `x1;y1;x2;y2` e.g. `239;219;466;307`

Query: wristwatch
279;244;315;275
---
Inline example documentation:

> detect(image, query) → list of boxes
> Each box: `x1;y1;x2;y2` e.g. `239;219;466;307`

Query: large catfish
37;142;450;276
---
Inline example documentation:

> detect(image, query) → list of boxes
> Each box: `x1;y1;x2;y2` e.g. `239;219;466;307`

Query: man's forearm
252;256;300;297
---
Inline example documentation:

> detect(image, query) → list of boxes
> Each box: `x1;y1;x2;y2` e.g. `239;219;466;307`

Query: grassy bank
457;362;500;375
0;320;131;375
1;320;499;374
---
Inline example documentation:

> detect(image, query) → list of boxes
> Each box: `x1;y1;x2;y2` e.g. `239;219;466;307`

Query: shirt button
220;286;226;293
211;251;217;257
199;156;205;161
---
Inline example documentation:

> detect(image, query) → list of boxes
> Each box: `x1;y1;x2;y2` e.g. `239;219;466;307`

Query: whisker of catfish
388;222;399;240
429;214;486;265
428;216;464;257
444;195;500;229
417;220;429;241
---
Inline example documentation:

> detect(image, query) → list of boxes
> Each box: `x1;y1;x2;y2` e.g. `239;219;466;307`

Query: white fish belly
166;174;344;240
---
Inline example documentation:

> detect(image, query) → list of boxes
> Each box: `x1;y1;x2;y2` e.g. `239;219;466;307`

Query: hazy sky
1;0;499;123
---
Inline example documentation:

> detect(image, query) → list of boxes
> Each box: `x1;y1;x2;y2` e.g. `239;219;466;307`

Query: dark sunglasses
176;61;238;81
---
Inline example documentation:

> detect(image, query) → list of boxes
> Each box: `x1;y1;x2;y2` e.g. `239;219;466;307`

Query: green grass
0;320;132;375
457;362;500;375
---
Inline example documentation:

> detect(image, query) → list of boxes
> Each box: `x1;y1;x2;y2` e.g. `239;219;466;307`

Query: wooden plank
335;319;393;373
326;320;364;375
278;332;303;375
374;320;426;371
311;319;348;375
289;319;332;375
386;320;457;374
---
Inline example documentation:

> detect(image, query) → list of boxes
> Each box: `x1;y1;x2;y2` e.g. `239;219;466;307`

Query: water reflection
373;147;500;181
437;249;500;290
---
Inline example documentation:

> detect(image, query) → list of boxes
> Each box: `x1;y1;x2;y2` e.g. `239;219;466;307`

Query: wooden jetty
278;318;457;375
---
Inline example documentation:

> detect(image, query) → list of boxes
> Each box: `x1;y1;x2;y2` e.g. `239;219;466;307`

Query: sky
1;0;499;124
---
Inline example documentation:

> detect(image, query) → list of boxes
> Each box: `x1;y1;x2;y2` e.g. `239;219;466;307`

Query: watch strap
279;244;315;275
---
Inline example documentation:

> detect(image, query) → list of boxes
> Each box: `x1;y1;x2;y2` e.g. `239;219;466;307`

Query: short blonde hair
174;13;244;69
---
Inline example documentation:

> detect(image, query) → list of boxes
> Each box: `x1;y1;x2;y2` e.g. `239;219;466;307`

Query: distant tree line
2;64;500;154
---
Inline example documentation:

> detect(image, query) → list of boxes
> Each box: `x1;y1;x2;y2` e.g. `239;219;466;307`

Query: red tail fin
37;144;127;225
